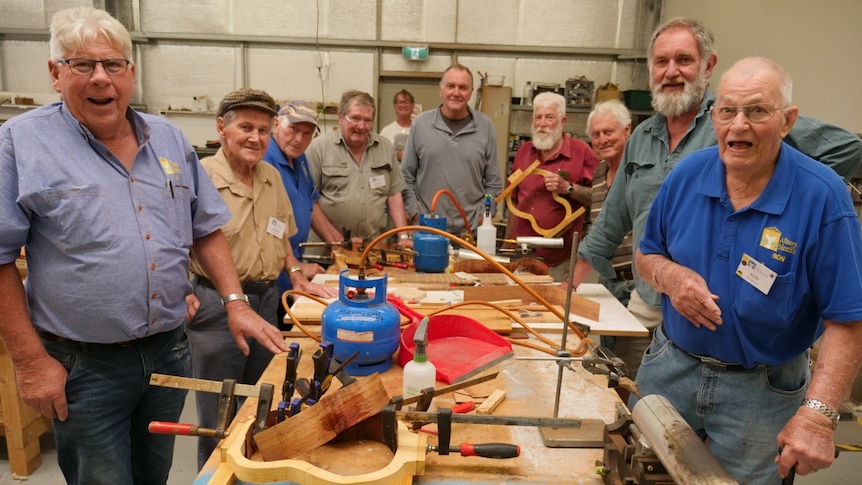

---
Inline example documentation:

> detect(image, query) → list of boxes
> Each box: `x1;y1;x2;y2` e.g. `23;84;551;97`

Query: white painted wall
663;0;862;134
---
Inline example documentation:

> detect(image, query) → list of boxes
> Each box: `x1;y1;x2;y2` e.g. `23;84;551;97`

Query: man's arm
192;230;288;355
785;116;862;181
400;126;420;220
0;263;69;420
776;319;862;477
309;202;343;243
386;192;413;248
283;241;337;299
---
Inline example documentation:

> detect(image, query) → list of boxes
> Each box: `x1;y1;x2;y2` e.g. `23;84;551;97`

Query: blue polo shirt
640;143;862;368
263;138;318;292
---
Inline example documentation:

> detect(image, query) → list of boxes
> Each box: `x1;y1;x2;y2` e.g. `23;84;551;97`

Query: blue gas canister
413;214;449;273
320;270;401;376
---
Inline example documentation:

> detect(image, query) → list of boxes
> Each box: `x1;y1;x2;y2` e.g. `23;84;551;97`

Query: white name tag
266;217;286;239
735;253;776;295
369;174;386;190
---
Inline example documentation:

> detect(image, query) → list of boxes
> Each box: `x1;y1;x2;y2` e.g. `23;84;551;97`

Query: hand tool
780;446;840;485
311;342;333;401
286;348;361;417
277;342;301;422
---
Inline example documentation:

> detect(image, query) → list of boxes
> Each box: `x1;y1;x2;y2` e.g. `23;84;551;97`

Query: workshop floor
2;393;861;484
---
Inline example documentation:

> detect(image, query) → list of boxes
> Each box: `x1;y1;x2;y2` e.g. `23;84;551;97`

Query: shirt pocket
165;182;194;247
320;165;350;198
35;185;116;254
731;272;799;329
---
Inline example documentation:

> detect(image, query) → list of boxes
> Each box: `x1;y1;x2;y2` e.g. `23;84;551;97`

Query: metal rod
552;233;580;418
396;411;585;429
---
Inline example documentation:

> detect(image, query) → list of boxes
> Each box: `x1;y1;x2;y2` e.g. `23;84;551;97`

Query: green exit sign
402;46;429;61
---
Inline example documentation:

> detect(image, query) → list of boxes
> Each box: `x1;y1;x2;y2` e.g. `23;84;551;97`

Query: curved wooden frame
498;160;585;238
211;412;427;485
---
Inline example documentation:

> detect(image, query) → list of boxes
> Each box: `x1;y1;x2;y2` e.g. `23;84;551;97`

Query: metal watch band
220;293;250;306
287;265;303;274
801;398;839;429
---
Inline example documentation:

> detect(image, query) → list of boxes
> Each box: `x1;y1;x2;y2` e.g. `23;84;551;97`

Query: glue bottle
402;317;436;410
477;194;496;256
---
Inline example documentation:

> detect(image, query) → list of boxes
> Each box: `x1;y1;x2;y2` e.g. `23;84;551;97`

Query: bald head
719;57;793;107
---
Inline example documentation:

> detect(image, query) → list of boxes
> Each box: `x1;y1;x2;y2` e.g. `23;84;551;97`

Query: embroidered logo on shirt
760;227;781;251
159;157;181;175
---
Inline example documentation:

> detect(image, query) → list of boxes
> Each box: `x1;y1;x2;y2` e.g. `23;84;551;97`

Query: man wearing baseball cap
263;100;337;328
187;88;332;468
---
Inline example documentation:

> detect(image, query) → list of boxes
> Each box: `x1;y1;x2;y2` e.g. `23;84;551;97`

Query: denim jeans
635;326;809;485
186;282;279;469
43;325;190;485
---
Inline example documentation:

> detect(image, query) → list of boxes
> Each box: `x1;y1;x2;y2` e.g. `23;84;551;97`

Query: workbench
195;324;634;483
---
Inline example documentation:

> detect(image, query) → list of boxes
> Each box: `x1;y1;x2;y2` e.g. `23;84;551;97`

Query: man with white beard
569;17;862;376
506;92;597;281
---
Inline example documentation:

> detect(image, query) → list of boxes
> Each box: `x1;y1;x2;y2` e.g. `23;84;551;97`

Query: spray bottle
477;194;496;256
402;317;436;410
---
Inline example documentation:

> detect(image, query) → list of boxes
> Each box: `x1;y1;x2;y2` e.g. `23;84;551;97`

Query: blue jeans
186;283;279;469
43;326;190;485
635;326;809;485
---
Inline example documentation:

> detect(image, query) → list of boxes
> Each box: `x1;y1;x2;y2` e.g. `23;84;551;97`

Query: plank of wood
475;389;506;414
254;373;391;461
463;284;600;321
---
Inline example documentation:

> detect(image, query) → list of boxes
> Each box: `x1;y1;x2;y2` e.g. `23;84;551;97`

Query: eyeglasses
395;100;413;105
57;58;131;76
710;104;785;125
532;114;558;123
343;114;373;127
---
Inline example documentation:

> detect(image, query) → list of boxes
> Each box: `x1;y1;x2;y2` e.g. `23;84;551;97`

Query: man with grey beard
568;17;862;376
506;92;597;281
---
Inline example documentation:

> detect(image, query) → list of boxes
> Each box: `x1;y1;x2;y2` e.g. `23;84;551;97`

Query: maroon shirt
510;135;598;266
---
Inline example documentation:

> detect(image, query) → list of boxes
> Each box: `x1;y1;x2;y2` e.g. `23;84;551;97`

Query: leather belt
682;350;753;372
195;275;275;295
37;326;181;349
613;267;634;281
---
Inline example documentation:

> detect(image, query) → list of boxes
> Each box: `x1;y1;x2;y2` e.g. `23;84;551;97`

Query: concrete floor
2;393;860;484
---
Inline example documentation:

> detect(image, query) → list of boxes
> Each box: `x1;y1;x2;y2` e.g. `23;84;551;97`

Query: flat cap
217;88;277;118
278;100;320;130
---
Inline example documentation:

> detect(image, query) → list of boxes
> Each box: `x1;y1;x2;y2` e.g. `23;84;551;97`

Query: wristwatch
221;293;250;306
288;265;303;275
399;233;411;241
566;183;574;195
801;398;840;429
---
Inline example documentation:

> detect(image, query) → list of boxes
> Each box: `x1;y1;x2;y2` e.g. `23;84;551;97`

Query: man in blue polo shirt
263;100;337;326
636;57;862;484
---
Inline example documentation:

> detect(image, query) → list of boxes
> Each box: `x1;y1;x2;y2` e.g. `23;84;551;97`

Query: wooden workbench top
196;330;625;484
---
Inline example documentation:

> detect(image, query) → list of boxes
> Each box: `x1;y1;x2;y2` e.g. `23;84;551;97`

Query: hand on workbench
775;408;836;477
225;302;289;355
660;263;722;330
396;237;413;249
15;352;69;421
292;276;338;299
299;262;327;280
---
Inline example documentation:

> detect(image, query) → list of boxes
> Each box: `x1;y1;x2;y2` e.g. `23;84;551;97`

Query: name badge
266;217;286;239
369;174;386;190
735;253;776;295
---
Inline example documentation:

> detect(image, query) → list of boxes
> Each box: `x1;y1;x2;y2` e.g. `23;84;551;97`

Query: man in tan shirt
187;88;332;468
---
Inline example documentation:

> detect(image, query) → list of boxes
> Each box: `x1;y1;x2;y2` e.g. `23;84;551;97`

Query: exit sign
402;46;429;61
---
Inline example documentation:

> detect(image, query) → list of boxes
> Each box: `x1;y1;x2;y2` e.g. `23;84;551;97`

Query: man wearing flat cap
186;88;332;468
263;101;337;327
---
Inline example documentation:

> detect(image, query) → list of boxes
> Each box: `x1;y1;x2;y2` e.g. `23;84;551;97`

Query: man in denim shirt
571;17;862;375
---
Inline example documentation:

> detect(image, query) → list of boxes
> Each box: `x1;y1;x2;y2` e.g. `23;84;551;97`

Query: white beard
650;68;709;117
531;125;563;151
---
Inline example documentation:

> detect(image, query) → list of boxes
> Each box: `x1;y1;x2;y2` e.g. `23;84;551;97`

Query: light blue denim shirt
0;103;230;342
580;90;862;307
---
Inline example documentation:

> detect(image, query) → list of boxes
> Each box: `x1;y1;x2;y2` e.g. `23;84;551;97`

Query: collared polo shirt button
728;215;736;222
138;205;143;212
150;263;156;270
130;177;135;183
151;293;157;299
145;234;151;240
151;318;157;324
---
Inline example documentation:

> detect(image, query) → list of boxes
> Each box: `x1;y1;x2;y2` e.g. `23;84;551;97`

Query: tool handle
458;442;520;459
149;421;194;435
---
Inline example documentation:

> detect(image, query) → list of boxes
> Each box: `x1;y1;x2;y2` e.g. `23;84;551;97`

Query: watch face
567;184;574;194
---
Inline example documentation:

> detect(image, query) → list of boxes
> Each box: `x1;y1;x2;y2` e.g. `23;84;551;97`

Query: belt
195;275;275;295
37;326;181;349
613;267;634;281
682;350;754;372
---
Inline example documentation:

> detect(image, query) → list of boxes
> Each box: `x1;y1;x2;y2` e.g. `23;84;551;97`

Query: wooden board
463;284;600;321
289;301;513;334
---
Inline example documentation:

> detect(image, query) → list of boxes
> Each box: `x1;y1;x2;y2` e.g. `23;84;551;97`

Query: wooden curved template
502;161;585;238
223;414;426;485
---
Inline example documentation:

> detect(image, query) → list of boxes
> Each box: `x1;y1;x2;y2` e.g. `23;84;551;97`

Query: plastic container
522;82;533;106
476;194;496;256
402;317;436;410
